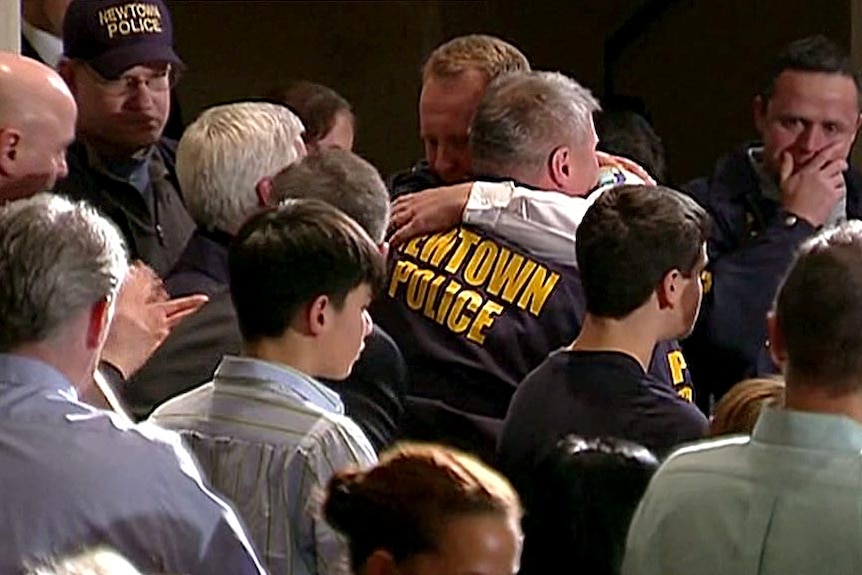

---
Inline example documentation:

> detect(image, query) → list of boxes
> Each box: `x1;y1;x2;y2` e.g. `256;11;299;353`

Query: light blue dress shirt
624;406;862;575
150;355;378;575
0;353;265;574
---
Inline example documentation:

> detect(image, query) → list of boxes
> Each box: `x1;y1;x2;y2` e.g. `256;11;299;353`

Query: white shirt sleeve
462;181;593;266
461;169;646;266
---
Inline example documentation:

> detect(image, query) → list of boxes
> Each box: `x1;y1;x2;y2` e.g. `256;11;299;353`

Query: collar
21;21;63;69
557;348;649;378
752;406;862;453
746;146;782;204
0;353;77;397
214;355;344;415
84;143;159;195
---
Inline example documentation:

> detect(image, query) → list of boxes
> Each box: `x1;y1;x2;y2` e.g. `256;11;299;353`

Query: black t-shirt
498;349;708;502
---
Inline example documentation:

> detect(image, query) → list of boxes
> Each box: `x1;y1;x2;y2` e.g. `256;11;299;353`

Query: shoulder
149;382;215;421
520;350;570;385
296;411;378;470
658;434;751;478
682;144;759;207
156;137;180;159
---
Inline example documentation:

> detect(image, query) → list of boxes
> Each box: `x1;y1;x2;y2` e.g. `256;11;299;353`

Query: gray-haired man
0;194;264;574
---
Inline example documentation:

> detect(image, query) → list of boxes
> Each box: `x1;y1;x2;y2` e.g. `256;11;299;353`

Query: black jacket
56;140;195;277
682;144;862;410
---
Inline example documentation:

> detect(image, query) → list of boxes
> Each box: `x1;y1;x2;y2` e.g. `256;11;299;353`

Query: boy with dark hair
151;199;385;575
498;185;710;506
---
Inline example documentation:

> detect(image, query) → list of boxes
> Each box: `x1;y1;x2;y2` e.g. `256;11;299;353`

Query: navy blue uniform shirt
498;349;708;505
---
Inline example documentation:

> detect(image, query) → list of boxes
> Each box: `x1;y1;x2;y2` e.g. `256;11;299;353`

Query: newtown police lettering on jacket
388;227;559;345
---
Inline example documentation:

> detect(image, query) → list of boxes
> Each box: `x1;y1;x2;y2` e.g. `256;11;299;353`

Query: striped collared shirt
150;355;377;575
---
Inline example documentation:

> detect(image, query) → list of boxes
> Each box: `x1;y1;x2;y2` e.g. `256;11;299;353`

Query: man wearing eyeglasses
56;0;195;277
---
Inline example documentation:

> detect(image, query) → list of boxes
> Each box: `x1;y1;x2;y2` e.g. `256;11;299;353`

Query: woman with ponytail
323;443;522;575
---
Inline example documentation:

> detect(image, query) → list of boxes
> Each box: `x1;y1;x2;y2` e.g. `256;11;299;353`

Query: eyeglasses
82;63;179;97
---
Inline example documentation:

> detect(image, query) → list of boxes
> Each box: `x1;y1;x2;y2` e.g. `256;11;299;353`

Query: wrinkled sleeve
463;181;592;265
289;419;378;575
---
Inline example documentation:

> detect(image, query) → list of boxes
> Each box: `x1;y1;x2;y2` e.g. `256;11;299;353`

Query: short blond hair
422;34;530;82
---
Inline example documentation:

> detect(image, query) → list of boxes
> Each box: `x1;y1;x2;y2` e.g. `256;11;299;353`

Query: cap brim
88;44;184;79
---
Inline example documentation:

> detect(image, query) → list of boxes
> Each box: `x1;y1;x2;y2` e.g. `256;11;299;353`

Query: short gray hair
0;194;127;351
270;149;390;244
470;71;601;178
177;102;306;234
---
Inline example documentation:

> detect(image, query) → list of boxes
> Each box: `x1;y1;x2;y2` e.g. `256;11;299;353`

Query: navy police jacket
374;222;694;461
682;144;862;411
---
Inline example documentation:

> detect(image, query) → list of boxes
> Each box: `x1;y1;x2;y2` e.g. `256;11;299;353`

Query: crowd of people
2;0;861;573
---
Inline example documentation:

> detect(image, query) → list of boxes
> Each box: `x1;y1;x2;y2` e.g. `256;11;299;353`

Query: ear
364;550;401;575
255;177;274;207
752;95;767;135
548;145;571;189
0;127;21;176
379;241;390;260
86;298;112;350
304;294;332;337
766;311;787;370
656;269;682;310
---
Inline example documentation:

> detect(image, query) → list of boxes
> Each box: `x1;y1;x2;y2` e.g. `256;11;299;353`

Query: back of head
422;34;529;83
595;109;667;182
177;101;306;234
270;149;389;243
324;442;522;572
761;35;861;103
775;221;862;388
522;436;659;575
0;53;77;202
26;547;143;575
229;199;385;343
576;185;709;319
711;377;786;436
0;193;127;351
266;81;353;146
469;70;600;181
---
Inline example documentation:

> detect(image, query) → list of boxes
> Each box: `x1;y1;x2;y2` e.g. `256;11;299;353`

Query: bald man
0;52;76;202
0;52;206;411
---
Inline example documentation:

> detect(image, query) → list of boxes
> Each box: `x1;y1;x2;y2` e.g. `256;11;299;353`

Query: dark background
167;0;852;185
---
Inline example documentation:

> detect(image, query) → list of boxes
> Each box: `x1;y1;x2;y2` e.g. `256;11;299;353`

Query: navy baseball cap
63;0;184;79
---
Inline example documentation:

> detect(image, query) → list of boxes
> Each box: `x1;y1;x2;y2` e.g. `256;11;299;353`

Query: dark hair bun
323;469;365;535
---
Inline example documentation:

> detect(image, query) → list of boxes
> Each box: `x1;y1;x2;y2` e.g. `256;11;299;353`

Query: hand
779;143;848;227
99;263;208;379
596;151;656;185
388;183;472;246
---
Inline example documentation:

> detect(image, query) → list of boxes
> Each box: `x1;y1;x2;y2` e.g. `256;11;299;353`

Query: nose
434;146;465;184
125;82;155;110
797;124;826;153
